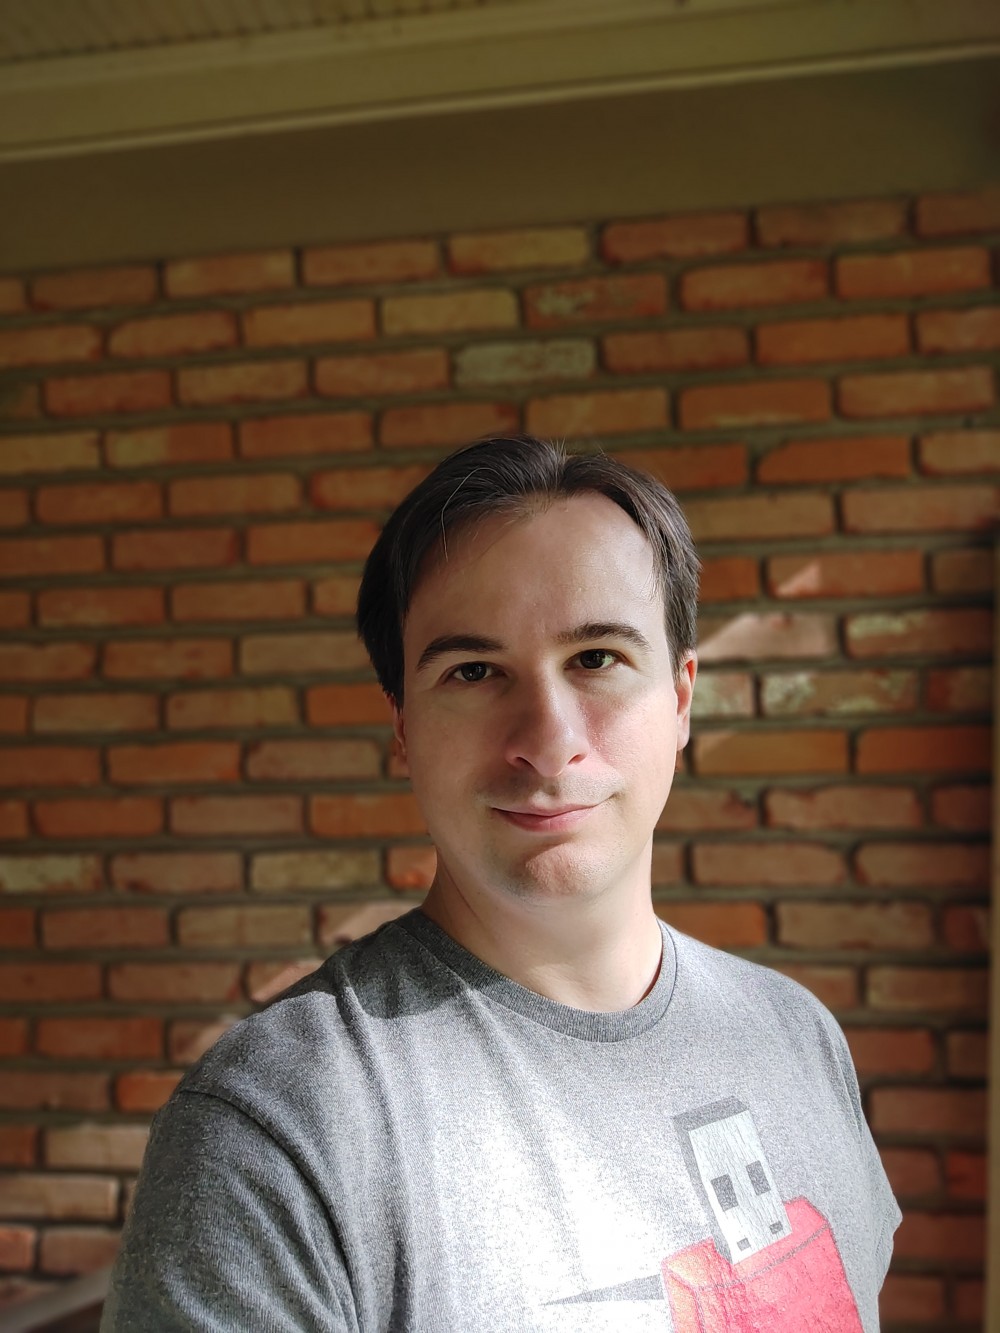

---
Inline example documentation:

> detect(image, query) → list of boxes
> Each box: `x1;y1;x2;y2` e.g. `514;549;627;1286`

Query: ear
674;652;697;752
390;697;409;774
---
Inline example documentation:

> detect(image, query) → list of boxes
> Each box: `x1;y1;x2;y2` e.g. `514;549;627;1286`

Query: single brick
758;435;910;484
172;579;306;622
771;964;858;1010
0;1124;36;1163
454;339;595;387
616;443;748;492
310;792;424;838
246;738;380;782
0;642;96;682
0;324;102;370
926;666;991;713
240;630;368;675
108;741;241;785
41;907;168;950
448;227;589;274
0;801;29;839
868;966;987;1013
311;463;430;512
946;1031;987;1079
525;274;666;330
0;534;104;580
0;590;30;627
855;840;988;890
0;1174;116;1221
166;686;297;731
32;691;158;734
756;314;909;365
845;1028;935;1077
682;259;827;311
312;573;360;616
177;360;307;406
767;550;923;598
111;850;242;895
250;849;379;893
0;696;28;733
318;902;414;949
943;904;989;953
0;746;99;788
777;901;932;949
0;382;41;420
31;265;157;311
170;794;303;837
917;306;1000;355
0;854;101;894
698;556;759;602
765;785;921;831
303;239;440;287
104;421;233;469
842;484;998;534
694;728;848;776
37;586;164;629
245;518;378;566
382;289;518;337
653;901;766;949
103;637;232;680
693;840;845;887
108;310;237;359
386;846;437;891
0;277;27;312
307;682;390;726
240;411;373;460
680;379;830;430
698;612;836;663
916;186;1000;237
0;1072;109;1113
0;906;34;947
113;526;238;572
242;299;375;348
837;247;991;299
683;492;833;542
526;388;667;439
169;472;301;517
946;1150;987;1201
603;326;748;374
165;250;293;297
108;961;242;1003
870;1088;987;1136
36;480;162;526
0;431;100;476
34;797;163;839
315;348;448;398
760;669;918;717
45;370;171;417
931;784;991;833
115;1071;183;1113
846;607;992;658
169;1017;240;1064
35;1017;163;1060
177;904;312;949
689;672;754;719
601;211;748;263
920;429;1000;475
856;725;991;774
65;1231;135;1282
934;547;992;595
380;401;519;448
657;788;757;833
46;1124;149;1172
756;199;907;247
0;488;28;528
0;963;102;1003
839;366;995;418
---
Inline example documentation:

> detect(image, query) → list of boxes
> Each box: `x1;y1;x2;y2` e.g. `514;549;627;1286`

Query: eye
448;662;494;684
577;649;619;671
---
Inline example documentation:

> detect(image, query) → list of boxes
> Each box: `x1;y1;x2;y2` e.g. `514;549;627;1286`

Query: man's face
394;493;696;909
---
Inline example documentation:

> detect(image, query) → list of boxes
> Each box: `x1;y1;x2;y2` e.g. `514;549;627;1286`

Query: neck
420;852;662;1012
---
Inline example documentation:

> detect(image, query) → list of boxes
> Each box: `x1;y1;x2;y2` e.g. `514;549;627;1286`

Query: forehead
406;493;662;629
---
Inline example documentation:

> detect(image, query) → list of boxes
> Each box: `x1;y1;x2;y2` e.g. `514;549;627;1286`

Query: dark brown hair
357;435;700;705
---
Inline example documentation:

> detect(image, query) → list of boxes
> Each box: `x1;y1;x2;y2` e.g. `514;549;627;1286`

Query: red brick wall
0;186;997;1325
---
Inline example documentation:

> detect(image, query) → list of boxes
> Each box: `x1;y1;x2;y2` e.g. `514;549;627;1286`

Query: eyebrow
414;621;655;674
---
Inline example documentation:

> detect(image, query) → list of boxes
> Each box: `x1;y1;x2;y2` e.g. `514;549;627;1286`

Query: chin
490;844;624;904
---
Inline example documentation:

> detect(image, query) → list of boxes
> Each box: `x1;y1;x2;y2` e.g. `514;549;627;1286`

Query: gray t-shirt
102;911;900;1332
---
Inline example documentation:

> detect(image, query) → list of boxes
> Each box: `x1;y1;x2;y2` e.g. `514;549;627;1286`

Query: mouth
493;804;600;833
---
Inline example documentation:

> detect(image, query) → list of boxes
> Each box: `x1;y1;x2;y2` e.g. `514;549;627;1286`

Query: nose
503;677;590;777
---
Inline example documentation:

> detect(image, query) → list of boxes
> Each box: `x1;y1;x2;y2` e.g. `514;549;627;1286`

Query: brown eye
454;662;491;683
579;650;616;670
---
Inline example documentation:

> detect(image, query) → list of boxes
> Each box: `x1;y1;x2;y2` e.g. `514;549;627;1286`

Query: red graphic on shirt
661;1196;863;1332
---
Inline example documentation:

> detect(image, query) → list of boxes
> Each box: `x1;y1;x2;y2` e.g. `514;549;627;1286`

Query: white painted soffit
0;0;998;162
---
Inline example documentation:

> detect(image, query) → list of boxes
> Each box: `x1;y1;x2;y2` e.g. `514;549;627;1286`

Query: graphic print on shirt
552;1097;862;1332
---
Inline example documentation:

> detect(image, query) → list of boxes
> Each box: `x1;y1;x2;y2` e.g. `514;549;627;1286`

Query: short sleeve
101;1089;356;1333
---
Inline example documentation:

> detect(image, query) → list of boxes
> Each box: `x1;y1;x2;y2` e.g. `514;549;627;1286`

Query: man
103;435;899;1331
